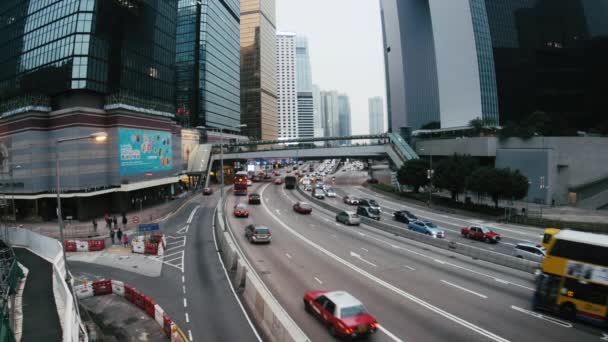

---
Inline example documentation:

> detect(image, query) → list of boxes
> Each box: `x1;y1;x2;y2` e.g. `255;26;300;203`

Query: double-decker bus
234;171;249;196
534;230;608;325
541;228;561;249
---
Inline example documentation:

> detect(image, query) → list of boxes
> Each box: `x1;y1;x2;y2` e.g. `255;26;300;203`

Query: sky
276;0;386;135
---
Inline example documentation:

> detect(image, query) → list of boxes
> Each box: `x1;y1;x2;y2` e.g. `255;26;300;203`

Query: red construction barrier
143;295;156;317
64;240;77;252
145;242;158;255
131;289;145;310
124;284;136;302
88;239;106;251
92;279;113;296
163;313;172;337
150;234;163;244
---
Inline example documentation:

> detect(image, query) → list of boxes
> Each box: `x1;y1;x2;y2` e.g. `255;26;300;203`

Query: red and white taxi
303;290;378;338
233;203;250;218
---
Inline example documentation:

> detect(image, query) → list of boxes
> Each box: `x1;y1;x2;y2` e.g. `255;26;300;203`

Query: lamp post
56;132;107;275
196;124;246;204
420;148;433;207
10;164;21;223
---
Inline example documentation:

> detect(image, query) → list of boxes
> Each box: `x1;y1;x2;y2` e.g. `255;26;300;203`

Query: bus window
542;228;560;249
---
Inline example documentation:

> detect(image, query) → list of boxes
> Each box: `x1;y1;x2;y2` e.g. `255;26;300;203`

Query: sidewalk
16;191;198;240
67;244;162;277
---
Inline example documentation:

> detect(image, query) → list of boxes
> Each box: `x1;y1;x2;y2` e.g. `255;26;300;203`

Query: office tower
338;95;352;145
312;84;323;139
276;32;298;140
295;36;314;139
240;0;277;140
381;0;608;132
175;0;241;130
369;97;385;134
0;0;182;220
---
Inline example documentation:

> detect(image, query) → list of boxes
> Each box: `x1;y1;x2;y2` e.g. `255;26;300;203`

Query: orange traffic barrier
145;242;158;255
64;240;77;252
143;295;156;317
92;279;112;296
88;239;106;251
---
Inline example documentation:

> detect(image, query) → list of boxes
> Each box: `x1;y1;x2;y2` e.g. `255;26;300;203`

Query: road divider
74;278;188;340
214;194;310;342
296;185;540;274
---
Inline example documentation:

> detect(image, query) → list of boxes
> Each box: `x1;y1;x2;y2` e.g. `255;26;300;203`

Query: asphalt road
225;174;605;342
71;192;260;342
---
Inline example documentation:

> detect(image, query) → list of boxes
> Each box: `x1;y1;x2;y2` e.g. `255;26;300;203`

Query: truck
461;225;501;243
234;171;249;196
284;175;297;190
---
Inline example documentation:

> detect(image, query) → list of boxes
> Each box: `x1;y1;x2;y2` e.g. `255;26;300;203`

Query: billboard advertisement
119;128;172;176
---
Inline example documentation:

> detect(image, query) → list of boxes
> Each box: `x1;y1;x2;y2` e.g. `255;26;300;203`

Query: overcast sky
276;0;386;135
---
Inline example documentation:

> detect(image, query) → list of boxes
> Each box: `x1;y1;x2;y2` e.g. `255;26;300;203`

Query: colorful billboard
119;128;172;176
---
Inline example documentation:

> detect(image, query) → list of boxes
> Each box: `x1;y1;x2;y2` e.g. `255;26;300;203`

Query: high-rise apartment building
369;97;385;134
381;0;608;133
338;95;352;145
312;84;323;140
240;0;277;140
276;32;298;140
320;91;340;140
175;0;241;130
295;36;314;139
0;0;182;221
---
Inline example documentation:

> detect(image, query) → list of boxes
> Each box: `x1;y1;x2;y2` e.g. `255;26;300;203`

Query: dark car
358;199;381;212
252;175;262;182
393;210;417;224
343;195;359;205
357;206;381;221
248;193;261;205
293;202;313;214
202;188;213;196
244;225;271;244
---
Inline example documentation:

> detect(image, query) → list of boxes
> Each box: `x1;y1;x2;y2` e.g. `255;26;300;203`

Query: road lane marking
185;312;190;323
350;251;378;267
441;280;487;299
377;324;405;342
357;232;366;237
495;278;509;284
601;333;608;341
403;265;415;271
314;277;323;285
182;275;185;283
285;253;292;259
510;306;572;328
188;330;193;341
434;259;446;264
186;206;200;224
183;285;186;294
176;225;189;234
183;298;188;307
361;247;369;252
264;191;511;342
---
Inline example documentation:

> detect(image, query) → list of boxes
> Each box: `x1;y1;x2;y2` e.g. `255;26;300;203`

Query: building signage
138;223;160;232
119;128;172;176
566;260;608;285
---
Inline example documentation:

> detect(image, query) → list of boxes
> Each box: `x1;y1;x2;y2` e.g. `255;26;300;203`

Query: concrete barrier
296;186;540;274
215;202;310;342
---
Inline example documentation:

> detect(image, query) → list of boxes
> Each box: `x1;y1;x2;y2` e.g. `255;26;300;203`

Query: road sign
132;216;140;224
138;223;159;232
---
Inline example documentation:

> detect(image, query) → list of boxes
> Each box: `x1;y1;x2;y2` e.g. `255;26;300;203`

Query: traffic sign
138;223;159;232
132;216;140;224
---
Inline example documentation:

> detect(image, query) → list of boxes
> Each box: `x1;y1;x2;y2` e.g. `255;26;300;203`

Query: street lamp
419;148;433;207
196;124;246;203
10;164;21;223
56;132;108;275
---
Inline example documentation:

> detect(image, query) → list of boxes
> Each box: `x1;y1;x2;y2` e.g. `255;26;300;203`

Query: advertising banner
119;128;172;176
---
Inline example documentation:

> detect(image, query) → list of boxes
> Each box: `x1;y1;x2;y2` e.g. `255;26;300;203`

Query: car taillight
370;322;378;329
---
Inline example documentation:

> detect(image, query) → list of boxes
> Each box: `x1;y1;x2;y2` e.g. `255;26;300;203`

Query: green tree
434;154;478;201
398;159;429;193
506;169;529;201
469;117;484;135
467;167;529;207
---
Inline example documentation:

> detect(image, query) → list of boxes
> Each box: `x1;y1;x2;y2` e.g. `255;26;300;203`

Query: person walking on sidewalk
104;213;110;229
122;233;129;248
92;218;97;233
112;216;118;229
110;229;116;245
116;228;123;246
122;213;127;230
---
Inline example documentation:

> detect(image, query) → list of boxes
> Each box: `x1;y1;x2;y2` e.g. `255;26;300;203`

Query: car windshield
425;222;437;228
236;203;248;210
481;227;494;233
250;194;259;198
369;208;380;215
369;200;379;206
299;203;312;209
341;305;367;318
255;228;269;234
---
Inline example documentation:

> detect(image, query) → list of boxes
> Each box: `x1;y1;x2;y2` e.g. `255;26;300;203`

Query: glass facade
369;96;385;134
485;0;608;130
0;0;177;112
295;36;313;139
338;94;351;145
240;0;277;140
175;0;240;130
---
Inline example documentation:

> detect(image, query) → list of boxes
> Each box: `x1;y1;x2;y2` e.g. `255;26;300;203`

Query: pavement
80;294;166;342
68;244;162;277
13;248;62;342
222;168;606;342
69;189;260;342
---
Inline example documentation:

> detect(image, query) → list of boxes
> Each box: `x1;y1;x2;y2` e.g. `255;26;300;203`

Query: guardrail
2;228;88;341
214;198;310;342
296;186;540;274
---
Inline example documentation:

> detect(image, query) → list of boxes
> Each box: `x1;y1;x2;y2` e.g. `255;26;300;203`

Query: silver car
336;211;361;226
512;243;545;262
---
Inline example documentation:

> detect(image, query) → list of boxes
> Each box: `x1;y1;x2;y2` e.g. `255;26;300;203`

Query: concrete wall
416;137;498;157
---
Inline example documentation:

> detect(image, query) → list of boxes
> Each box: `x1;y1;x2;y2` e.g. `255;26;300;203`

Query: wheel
304;301;312;314
485;237;491;243
560;302;576;321
328;325;337;337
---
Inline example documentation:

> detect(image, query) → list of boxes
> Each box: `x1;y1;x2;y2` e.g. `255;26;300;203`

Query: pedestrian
122;213;127;229
112;216;118;229
116;228;123;244
110;229;115;245
122;233;129;248
92;218;97;233
104;213;110;229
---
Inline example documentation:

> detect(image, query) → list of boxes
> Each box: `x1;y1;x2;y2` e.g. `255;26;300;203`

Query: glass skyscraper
240;0;277;140
295;36;314;139
368;96;385;134
338;94;352;145
175;0;241;130
0;0;177;113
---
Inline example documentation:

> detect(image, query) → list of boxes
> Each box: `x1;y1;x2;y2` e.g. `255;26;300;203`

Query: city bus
533;230;608;325
541;228;561;249
234;171;249;196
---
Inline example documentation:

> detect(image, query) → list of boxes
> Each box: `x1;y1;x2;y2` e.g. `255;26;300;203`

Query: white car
325;189;337;198
512;243;545;263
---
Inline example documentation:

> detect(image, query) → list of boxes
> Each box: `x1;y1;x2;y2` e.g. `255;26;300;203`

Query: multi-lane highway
224;164;605;342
